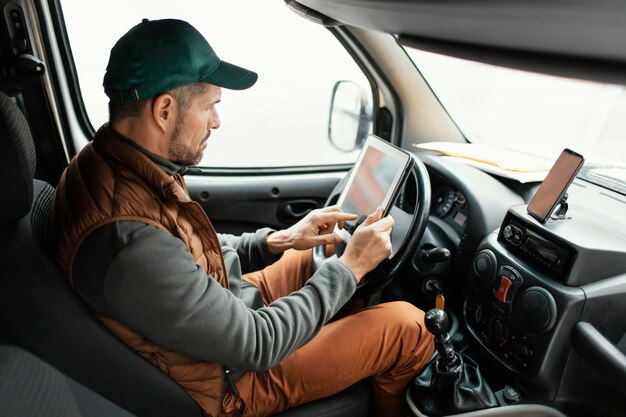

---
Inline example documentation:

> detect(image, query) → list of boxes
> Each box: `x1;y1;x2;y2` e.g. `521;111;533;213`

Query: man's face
168;84;222;166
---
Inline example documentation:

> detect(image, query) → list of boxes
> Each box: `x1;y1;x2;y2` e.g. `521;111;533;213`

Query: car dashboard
430;179;468;234
394;150;626;415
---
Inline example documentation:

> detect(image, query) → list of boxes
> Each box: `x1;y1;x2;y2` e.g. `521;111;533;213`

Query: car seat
0;345;135;417
0;91;370;416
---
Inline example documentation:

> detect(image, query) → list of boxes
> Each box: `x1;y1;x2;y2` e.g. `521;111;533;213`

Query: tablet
335;135;413;242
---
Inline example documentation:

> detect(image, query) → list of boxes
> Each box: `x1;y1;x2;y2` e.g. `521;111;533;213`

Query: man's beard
168;115;209;166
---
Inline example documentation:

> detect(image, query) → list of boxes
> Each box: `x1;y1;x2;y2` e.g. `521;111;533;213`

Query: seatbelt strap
224;367;240;397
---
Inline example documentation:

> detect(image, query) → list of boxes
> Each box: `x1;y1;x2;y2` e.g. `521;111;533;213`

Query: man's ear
151;93;176;133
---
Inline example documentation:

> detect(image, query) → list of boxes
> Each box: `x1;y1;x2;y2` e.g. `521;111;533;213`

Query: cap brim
202;60;258;90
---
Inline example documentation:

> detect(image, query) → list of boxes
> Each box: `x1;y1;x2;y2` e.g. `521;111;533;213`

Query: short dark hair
108;82;210;124
107;96;150;124
168;82;209;115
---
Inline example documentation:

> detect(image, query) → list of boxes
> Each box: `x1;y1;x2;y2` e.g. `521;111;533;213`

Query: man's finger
311;233;342;246
371;215;395;232
361;207;384;227
316;211;358;224
320;205;341;213
317;225;334;236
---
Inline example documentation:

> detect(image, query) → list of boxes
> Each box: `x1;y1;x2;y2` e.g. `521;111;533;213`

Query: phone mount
550;193;570;220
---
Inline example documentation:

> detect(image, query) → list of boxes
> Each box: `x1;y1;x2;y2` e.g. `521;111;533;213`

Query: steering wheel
312;154;431;298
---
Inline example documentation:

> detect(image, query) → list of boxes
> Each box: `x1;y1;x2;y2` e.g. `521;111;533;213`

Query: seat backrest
31;179;54;252
0;91;203;417
0;345;136;417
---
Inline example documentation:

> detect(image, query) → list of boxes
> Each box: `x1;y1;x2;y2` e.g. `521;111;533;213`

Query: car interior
1;0;625;416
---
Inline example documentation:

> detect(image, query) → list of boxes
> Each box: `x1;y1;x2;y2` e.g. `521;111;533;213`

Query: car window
61;0;372;168
406;48;626;195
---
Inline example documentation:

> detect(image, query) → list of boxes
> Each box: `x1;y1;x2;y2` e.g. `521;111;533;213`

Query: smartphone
527;148;584;223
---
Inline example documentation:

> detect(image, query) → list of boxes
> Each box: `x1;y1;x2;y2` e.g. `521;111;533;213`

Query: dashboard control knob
489;317;508;342
473;249;497;291
421;247;451;263
516;286;557;334
502;225;524;245
475;256;489;274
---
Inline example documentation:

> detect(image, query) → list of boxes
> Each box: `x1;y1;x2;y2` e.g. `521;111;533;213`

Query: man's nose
209;110;221;130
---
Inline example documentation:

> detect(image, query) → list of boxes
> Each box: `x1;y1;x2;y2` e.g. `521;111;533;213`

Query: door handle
278;200;319;222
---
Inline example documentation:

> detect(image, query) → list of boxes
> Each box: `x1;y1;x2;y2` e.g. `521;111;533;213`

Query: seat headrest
0;91;36;222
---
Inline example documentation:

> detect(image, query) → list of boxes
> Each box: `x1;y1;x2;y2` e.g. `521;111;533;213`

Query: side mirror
328;80;372;152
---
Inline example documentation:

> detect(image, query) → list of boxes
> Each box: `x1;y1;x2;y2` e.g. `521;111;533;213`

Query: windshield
405;48;626;195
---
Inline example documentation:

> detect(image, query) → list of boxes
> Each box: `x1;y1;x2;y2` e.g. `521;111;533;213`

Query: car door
186;171;346;235
56;0;379;235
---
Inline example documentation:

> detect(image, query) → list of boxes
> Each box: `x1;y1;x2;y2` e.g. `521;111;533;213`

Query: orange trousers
221;249;434;417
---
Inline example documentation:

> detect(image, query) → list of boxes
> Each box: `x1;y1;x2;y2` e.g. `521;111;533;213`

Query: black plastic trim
399;34;626;86
284;0;340;27
572;321;626;395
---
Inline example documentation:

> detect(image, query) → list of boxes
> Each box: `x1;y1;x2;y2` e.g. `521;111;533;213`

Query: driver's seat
0;91;371;416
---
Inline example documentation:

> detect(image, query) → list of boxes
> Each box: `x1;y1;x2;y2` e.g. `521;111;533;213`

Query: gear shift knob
425;308;449;339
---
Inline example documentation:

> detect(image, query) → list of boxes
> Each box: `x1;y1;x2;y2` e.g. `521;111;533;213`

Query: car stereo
498;212;576;280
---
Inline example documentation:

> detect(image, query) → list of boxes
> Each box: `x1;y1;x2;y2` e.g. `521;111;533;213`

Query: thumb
362;207;384;227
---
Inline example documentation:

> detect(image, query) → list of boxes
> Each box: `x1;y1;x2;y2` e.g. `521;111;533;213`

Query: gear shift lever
424;308;457;368
410;308;498;416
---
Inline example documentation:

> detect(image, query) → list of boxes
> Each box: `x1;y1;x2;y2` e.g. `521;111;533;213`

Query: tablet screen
336;135;411;242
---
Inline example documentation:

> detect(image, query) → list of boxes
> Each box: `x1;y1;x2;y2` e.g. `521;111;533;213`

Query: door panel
186;172;346;235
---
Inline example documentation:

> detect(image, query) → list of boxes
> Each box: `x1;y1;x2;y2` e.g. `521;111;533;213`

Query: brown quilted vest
52;125;237;416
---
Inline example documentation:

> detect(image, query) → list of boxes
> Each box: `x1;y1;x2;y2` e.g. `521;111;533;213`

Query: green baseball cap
103;18;257;102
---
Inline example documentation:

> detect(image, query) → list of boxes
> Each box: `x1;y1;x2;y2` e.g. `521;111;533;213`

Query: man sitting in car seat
51;18;433;417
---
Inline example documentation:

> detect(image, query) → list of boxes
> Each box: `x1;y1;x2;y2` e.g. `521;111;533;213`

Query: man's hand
338;207;394;283
266;205;357;255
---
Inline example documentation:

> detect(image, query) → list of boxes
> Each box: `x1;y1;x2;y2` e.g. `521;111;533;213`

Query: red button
495;276;512;303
